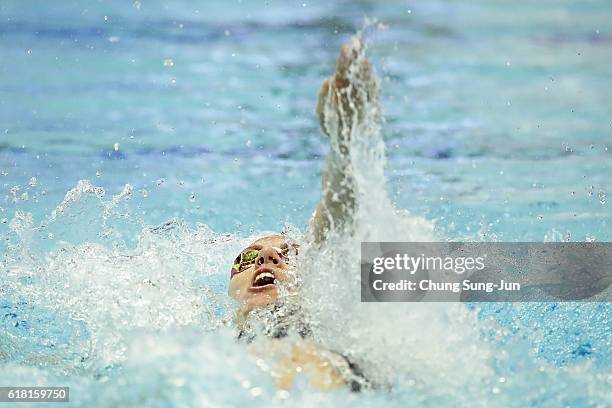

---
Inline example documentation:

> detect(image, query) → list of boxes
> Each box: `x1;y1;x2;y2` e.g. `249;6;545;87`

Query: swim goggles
230;244;298;279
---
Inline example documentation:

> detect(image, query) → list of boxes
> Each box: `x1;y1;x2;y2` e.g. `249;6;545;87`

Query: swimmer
228;35;378;392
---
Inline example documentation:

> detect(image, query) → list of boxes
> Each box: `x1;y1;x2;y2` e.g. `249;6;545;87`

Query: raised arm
310;35;380;243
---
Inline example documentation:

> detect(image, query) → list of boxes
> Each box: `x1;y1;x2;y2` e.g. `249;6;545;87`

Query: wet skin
228;235;350;391
227;37;376;391
228;235;294;316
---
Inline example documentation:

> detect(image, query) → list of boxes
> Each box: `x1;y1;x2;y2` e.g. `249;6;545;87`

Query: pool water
1;1;611;407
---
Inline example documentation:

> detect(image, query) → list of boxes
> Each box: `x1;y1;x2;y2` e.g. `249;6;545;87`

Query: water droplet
163;58;174;67
246;140;252;147
189;192;197;202
537;215;543;220
29;177;37;187
96;171;102;177
156;178;165;186
599;190;606;205
114;143;119;151
1;218;7;224
104;15;108;21
177;180;185;187
276;390;290;399
48;233;54;239
27;49;32;55
133;1;141;10
141;190;149;198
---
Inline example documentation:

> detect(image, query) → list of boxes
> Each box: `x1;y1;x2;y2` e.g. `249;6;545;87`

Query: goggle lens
230;245;298;279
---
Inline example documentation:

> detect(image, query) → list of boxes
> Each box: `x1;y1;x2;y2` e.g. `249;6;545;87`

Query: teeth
256;272;274;282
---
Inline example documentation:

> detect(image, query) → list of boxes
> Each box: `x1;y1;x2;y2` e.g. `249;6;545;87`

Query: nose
255;246;283;267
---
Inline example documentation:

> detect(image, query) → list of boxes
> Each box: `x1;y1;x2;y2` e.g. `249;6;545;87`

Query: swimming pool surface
1;1;610;406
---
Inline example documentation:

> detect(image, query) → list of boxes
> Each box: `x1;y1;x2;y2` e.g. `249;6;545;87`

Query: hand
316;36;379;152
272;340;347;391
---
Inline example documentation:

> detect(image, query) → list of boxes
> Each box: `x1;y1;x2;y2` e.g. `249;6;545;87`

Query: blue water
1;1;611;407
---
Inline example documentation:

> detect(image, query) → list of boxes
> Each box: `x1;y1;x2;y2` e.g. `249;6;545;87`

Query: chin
245;287;278;311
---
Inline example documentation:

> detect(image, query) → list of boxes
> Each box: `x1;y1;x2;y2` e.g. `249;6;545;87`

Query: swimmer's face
228;235;298;314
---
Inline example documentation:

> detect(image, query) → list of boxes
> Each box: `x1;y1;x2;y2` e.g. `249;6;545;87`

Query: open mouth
249;267;277;292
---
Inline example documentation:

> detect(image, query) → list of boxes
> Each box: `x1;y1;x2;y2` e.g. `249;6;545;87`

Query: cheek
228;276;247;299
274;269;292;284
228;269;256;300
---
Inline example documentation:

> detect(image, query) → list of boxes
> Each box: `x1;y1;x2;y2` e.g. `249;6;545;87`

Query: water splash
0;30;610;408
298;30;493;399
295;30;609;406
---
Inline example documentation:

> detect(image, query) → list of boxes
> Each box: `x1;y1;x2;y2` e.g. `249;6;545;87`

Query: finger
335;38;362;81
316;78;332;137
